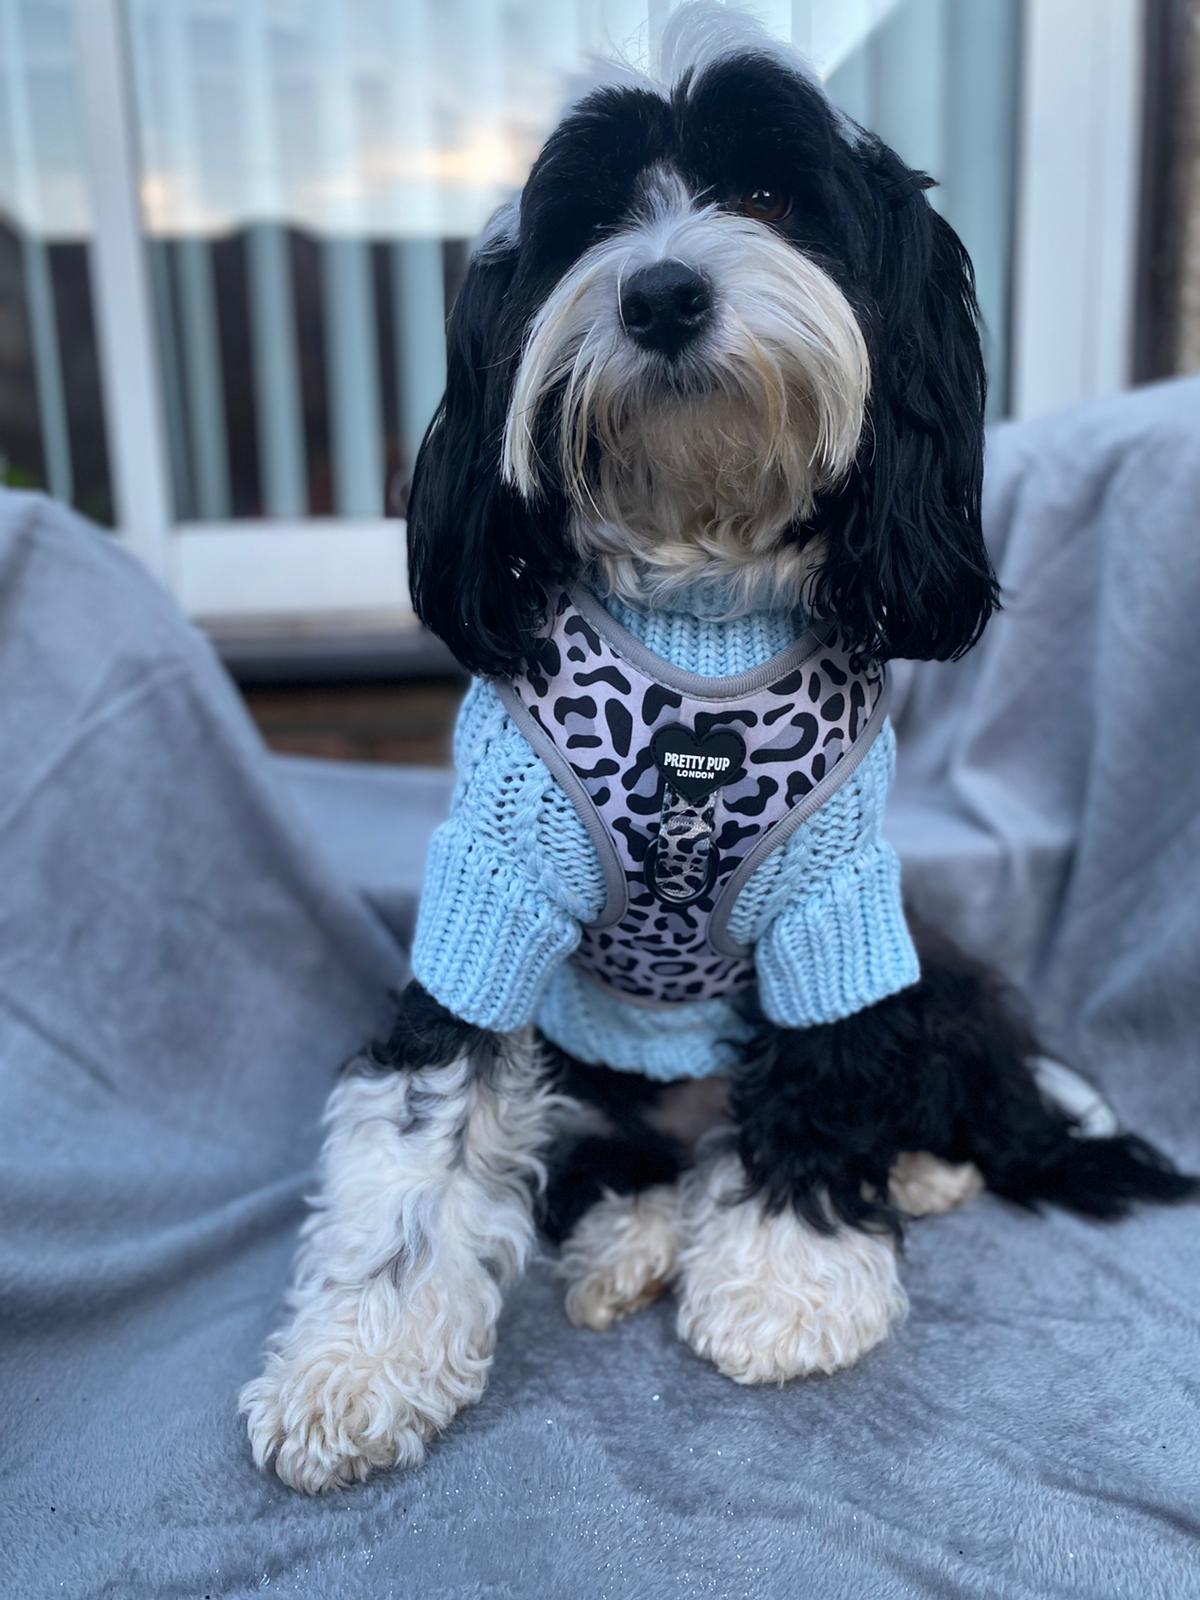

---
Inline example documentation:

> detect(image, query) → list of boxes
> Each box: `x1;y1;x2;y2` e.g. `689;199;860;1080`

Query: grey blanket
2;378;1199;1600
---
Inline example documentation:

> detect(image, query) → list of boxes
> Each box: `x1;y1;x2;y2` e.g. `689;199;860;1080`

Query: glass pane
825;0;1019;416
0;0;114;523
124;0;1018;525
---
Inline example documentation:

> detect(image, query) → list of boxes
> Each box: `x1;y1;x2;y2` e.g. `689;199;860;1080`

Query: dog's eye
739;187;791;223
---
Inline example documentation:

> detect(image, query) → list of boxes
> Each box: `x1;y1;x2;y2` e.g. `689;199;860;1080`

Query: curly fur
559;1184;681;1330
675;1153;908;1384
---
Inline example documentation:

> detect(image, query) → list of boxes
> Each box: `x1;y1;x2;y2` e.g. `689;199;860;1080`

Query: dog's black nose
620;261;713;357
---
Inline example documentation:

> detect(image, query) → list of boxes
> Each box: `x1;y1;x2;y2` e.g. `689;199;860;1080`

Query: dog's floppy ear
813;148;998;662
407;232;567;677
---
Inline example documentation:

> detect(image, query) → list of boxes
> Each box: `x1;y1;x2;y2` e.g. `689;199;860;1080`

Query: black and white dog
242;8;1194;1493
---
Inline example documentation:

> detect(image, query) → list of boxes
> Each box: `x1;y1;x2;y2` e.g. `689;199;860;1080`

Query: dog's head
409;6;996;675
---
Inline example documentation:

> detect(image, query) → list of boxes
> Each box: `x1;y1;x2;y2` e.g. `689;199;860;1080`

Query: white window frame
73;0;1145;628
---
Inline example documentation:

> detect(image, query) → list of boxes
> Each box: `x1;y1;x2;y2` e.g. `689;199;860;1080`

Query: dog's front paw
240;1344;437;1493
676;1158;907;1384
559;1184;680;1331
240;1277;496;1492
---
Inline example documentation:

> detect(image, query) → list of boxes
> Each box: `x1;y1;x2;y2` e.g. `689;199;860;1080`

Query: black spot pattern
577;664;632;694
605;699;633;759
767;668;807;698
564;613;602;652
552;693;597;726
613;816;650;864
620;747;657;793
695;708;759;736
725;777;779;817
643;684;684;723
786;771;814;805
849;680;867;741
506;594;885;1002
715;819;757;852
627;789;666;818
574;757;620;781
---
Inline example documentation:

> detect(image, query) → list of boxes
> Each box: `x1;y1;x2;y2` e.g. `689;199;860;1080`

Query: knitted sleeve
410;679;605;1030
727;724;920;1028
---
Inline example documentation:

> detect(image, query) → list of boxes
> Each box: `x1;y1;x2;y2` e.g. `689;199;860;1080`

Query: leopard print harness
494;588;889;1006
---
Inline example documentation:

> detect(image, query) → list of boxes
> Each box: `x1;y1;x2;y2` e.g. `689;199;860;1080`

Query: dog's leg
676;1148;906;1384
676;1008;912;1385
240;983;560;1492
677;924;1197;1387
536;1047;695;1329
676;1142;972;1382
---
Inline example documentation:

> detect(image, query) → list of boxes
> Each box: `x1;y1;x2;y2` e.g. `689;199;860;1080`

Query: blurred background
1;0;1196;762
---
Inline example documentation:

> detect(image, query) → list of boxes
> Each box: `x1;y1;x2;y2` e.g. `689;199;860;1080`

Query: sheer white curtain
0;1;1014;528
119;0;1018;526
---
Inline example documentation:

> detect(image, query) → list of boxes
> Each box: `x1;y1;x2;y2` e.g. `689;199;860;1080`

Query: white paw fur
239;1262;496;1493
675;1156;907;1384
559;1184;681;1331
888;1151;982;1217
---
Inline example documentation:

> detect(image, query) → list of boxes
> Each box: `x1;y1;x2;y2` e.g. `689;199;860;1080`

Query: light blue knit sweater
411;585;918;1079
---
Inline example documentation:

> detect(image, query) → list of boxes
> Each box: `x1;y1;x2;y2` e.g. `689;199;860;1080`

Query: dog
241;5;1195;1493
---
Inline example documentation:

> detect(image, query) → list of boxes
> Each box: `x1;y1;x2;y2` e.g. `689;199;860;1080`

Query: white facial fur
501;168;869;614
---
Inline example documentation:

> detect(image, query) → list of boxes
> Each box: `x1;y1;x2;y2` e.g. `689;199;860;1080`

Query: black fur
536;924;1196;1246
540;1131;686;1247
730;925;1197;1237
810;151;997;663
350;979;492;1074
539;1045;688;1244
406;250;571;681
407;49;996;677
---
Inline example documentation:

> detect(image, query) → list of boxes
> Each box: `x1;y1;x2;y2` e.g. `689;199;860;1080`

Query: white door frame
73;0;1145;624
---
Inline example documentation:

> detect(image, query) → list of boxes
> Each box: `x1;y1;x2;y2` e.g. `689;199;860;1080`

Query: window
0;0;111;523
0;0;1145;635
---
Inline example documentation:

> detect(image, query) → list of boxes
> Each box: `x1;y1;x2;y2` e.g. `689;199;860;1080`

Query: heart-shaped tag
650;724;746;803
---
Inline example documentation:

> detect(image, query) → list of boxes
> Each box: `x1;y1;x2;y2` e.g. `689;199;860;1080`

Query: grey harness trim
494;678;629;931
